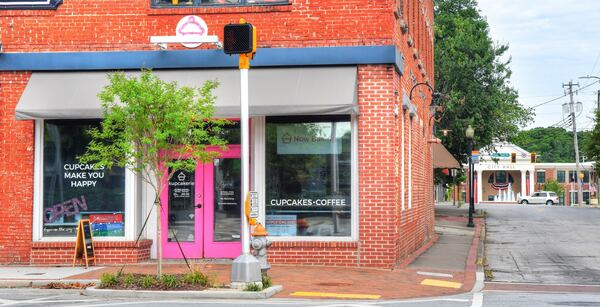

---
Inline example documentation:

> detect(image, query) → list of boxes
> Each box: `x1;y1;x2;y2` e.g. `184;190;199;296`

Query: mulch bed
97;274;210;291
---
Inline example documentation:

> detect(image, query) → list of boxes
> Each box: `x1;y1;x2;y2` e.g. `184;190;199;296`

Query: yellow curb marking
420;279;462;289
290;291;381;299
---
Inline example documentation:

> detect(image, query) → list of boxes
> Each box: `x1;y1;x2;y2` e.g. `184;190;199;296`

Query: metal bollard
251;223;272;274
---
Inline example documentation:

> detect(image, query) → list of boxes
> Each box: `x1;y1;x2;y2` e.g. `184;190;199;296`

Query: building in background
464;142;596;206
0;0;435;268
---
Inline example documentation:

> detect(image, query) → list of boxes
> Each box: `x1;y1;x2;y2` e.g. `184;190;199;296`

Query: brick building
466;142;596;206
0;0;435;268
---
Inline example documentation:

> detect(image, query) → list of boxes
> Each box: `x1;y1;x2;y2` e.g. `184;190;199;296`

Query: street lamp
466;125;475;228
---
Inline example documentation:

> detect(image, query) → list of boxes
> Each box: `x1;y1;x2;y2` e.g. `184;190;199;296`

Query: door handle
195;204;202;208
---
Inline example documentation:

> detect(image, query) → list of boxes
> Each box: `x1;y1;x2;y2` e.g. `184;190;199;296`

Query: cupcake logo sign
176;16;209;48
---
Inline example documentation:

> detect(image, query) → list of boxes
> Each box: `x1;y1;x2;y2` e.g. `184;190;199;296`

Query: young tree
80;71;229;276
434;0;533;162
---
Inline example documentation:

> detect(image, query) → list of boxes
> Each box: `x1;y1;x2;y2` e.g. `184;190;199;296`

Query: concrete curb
0;279;98;288
83;285;283;299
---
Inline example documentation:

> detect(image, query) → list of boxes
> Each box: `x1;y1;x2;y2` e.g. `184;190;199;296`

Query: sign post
224;18;262;288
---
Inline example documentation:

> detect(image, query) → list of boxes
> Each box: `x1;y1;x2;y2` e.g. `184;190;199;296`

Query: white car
518;191;559;205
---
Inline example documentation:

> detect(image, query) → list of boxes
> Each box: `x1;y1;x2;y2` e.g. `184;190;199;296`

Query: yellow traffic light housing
530;153;536;163
511;152;516;163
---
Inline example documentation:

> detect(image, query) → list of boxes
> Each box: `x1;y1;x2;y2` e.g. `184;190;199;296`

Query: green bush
160;275;180;288
122;273;136;287
261;274;272;289
138;275;157;289
183;271;209;286
244;282;262;292
99;273;119;287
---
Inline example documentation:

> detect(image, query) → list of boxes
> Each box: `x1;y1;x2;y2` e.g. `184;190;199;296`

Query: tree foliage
79;70;229;276
584;109;600;163
434;0;533;163
513;127;590;163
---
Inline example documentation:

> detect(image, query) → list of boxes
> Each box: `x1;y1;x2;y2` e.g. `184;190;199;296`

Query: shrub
122;273;136;287
261;274;272;289
183;271;209;286
99;273;119;287
244;282;262;292
160;275;180;288
138;275;157;289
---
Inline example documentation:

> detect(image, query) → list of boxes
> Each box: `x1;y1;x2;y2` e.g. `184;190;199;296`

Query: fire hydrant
251;223;272;273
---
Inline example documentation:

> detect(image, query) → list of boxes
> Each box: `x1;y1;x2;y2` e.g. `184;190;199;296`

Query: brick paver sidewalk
66;217;483;300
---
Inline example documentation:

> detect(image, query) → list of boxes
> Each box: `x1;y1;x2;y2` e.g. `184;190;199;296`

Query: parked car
518;191;559;205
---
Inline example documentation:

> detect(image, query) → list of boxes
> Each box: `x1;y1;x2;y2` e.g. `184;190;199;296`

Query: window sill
271;241;358;249
32;240;152;248
147;3;291;15
0;9;56;17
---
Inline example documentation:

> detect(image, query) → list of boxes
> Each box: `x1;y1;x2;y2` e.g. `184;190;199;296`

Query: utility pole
563;81;584;206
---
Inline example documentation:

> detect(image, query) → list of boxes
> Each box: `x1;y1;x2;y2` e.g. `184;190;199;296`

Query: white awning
15;67;358;120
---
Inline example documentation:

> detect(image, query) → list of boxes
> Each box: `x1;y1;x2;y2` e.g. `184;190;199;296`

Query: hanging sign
176;15;209;48
72;219;96;268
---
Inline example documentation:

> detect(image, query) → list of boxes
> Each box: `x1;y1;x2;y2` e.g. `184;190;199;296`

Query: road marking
470;292;483;307
420;279;462;289
416;271;454;278
290;291;381;299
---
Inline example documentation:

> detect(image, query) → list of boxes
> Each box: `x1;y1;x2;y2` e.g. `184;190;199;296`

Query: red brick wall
0;72;34;264
0;0;435;267
31;240;152;265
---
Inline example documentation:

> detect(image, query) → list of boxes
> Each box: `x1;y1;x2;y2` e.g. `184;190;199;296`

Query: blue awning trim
0;45;403;74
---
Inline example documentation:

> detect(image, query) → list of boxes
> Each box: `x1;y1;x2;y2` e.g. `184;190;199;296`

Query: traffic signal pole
229;20;262;288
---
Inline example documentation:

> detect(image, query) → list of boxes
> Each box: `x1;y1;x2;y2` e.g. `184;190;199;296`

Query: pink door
161;146;242;259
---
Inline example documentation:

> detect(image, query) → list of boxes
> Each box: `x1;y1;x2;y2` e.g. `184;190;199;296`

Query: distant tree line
511;127;591;163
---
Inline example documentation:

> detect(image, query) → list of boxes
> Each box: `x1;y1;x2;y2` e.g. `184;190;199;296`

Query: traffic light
530;153;536;163
511;153;516;163
223;22;256;55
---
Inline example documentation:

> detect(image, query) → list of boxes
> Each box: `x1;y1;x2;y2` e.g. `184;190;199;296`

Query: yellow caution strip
290;291;381;299
420;279;462;289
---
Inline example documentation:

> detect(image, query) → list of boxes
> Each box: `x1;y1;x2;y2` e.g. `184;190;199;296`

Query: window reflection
265;116;352;237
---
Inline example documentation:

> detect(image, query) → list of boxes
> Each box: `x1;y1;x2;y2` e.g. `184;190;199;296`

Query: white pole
240;67;250;255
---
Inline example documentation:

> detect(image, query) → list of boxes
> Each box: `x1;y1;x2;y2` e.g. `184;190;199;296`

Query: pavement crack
508;251;526;280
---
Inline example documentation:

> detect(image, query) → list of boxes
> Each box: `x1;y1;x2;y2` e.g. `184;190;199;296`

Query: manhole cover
24;273;45;276
315;282;354;287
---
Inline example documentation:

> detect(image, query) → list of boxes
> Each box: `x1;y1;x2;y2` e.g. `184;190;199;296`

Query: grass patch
98;271;211;291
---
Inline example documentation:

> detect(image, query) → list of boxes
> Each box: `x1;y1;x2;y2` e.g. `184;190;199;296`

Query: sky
477;0;600;131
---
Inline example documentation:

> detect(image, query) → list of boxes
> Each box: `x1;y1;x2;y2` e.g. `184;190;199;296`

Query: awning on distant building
431;142;460;169
15;67;358;120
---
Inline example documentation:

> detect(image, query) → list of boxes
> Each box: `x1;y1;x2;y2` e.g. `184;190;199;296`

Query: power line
531;80;600;109
590;51;600;76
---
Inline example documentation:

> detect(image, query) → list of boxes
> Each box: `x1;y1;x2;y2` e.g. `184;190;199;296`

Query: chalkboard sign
72;219;96;268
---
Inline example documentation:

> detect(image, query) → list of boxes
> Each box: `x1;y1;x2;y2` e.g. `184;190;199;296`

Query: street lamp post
466;125;475;228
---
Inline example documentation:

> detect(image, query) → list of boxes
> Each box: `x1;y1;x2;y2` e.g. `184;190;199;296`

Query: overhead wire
531;80;600;109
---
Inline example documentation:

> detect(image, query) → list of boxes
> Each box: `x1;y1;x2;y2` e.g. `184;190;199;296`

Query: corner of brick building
0;71;34;264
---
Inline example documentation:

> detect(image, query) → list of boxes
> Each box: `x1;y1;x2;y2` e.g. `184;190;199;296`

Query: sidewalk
0;203;483;300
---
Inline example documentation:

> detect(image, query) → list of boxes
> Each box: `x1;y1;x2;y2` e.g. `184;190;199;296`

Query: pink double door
160;146;242;259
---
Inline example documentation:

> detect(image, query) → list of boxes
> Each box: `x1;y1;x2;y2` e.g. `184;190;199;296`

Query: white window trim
401;111;405;211
408;116;413;209
33;120;135;242
263;115;359;242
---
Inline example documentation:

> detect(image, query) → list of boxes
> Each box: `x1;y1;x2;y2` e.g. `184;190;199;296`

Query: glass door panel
213;158;241;242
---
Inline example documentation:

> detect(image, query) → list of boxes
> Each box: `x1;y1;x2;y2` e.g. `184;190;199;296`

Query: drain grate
24;273;45;276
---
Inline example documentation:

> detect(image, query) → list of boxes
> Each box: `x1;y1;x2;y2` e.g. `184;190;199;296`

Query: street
483;203;600;285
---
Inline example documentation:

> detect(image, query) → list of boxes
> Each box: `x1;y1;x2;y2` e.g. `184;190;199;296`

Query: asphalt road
2;288;600;306
483;203;600;285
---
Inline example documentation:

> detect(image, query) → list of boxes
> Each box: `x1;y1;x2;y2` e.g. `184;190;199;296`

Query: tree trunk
155;196;162;277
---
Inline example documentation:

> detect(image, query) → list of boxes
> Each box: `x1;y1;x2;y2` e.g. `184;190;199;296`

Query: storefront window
265;116;352;237
495;171;507;184
43;120;125;237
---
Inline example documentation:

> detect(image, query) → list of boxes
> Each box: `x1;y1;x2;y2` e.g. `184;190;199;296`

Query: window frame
557;170;566;183
0;0;62;10
151;0;289;8
536;171;546;184
261;115;358;242
33;120;136;242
